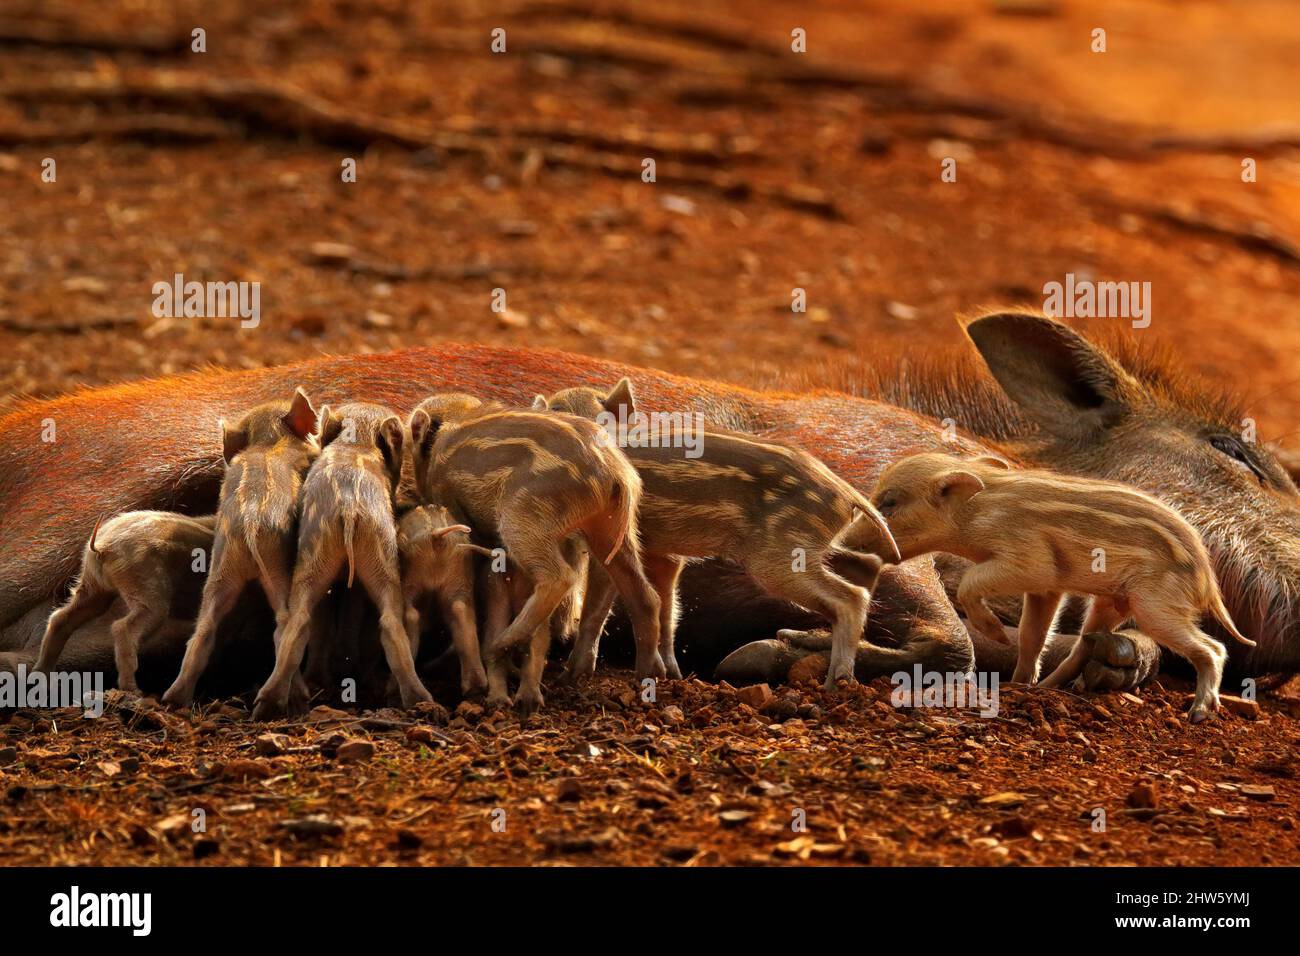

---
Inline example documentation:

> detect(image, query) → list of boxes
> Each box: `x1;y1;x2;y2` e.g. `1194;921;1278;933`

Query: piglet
252;402;433;718
35;511;216;692
534;379;900;690
397;503;490;697
162;389;320;708
869;452;1254;721
409;394;658;714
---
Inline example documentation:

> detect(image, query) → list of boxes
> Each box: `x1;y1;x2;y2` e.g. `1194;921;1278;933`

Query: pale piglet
870;452;1254;721
36;511;216;692
397;503;490;697
409;395;659;714
251;401;433;718
163;389;320;708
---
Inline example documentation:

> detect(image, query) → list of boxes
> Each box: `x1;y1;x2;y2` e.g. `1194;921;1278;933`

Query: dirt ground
2;0;1299;866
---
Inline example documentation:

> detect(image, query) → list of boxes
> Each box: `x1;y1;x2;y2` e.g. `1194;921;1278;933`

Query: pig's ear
317;406;344;447
221;419;248;464
964;311;1137;438
531;394;549;410
408;408;440;458
603;377;637;418
283;388;319;440
934;470;984;504
973;455;1011;470
377;415;405;483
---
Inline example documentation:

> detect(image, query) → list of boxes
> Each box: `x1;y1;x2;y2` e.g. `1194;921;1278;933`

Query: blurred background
1;0;1298;438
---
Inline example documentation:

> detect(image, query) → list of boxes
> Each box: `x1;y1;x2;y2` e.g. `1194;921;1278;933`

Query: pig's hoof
1009;667;1037;685
159;687;192;710
515;689;544;716
635;652;667;681
485;691;512;710
1076;631;1157;691
461;675;489;699
400;687;435;710
823;672;857;693
716;639;806;686
250;696;284;722
663;655;683;680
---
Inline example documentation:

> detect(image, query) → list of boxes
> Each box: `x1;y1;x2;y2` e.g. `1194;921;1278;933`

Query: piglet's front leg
955;562;1014;646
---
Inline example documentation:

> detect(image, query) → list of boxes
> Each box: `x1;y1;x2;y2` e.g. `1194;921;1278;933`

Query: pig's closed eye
1210;435;1265;484
875;493;899;516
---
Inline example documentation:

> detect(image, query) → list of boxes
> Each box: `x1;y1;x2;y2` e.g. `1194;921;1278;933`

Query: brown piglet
869;452;1254;721
409;395;660;713
35;511;217;692
162;389;320;708
251;402;432;718
536;379;901;689
397;503;489;697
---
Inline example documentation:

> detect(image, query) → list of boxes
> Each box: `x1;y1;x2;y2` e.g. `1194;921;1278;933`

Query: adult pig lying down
1;312;1298;700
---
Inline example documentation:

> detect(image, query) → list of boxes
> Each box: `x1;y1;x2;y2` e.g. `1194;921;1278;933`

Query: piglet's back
975;468;1205;570
219;448;304;537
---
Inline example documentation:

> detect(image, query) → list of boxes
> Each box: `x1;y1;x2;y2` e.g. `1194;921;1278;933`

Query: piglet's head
408;393;493;498
870;452;1006;560
535;377;636;421
221;387;319;464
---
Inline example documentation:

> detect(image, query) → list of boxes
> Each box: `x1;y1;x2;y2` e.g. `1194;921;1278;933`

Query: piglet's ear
973;455;1011;470
935;470;984;504
221;419;248;464
377;416;405;484
603;377;636;418
283;388;319;440
532;394;549;410
408;408;438;456
317;406;344;447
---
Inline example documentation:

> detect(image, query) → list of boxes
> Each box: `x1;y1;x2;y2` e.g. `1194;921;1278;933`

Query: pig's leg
480;569;515;707
485;538;577;699
643;554;685;680
402;591;422;661
751;559;870;689
250;549;341;719
1010;591;1063;685
516;621;552;716
1133;604;1226;722
560;562;615;685
354;548;433;710
590;539;663;681
110;598;168;693
34;586;114;675
258;555;311;712
956;563;1017;645
162;554;251;707
1040;598;1124;689
439;588;487;698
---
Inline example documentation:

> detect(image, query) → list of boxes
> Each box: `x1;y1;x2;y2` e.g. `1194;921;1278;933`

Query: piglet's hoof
515;688;544;717
159;687;192;710
250;695;286;722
